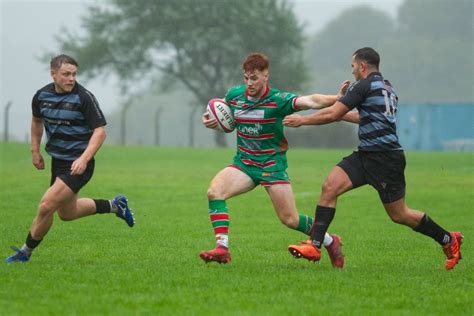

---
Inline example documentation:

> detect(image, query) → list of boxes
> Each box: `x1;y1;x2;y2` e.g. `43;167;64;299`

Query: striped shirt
32;82;106;160
339;72;402;151
225;85;299;171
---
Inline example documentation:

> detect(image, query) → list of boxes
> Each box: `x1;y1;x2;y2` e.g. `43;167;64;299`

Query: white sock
20;244;33;255
216;234;229;249
109;200;118;213
323;233;333;246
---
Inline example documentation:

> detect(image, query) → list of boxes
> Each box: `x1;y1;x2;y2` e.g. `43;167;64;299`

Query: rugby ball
207;99;235;133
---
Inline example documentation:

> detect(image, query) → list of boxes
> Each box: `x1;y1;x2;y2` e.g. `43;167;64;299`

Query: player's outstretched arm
341;111;360;124
295;80;350;110
283;101;350;127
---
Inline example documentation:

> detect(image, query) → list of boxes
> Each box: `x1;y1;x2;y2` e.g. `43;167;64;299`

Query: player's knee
387;211;406;225
321;178;338;199
38;199;56;216
57;209;75;221
207;186;224;200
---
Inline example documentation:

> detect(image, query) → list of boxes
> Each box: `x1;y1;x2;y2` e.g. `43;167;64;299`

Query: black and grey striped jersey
32;82;107;160
339;72;402;151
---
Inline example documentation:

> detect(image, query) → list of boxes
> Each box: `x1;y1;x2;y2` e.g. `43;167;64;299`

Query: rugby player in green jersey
199;52;350;266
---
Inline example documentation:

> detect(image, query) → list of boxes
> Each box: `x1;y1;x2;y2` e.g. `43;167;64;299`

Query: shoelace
443;240;458;258
118;200;127;209
9;246;27;259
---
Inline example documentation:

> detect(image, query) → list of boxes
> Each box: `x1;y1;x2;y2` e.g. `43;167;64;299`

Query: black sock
25;231;42;249
310;205;336;249
413;214;451;246
94;199;112;214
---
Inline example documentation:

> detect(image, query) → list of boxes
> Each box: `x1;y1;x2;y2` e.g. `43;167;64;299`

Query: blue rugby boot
112;194;135;227
5;246;30;263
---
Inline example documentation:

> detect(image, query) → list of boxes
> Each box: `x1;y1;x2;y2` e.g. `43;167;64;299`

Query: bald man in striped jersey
200;52;350;266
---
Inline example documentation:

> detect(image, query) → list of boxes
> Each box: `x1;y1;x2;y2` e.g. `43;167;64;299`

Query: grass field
0;142;473;315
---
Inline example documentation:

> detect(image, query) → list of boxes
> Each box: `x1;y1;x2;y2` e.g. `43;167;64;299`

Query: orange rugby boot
200;246;231;264
288;240;321;262
443;232;463;270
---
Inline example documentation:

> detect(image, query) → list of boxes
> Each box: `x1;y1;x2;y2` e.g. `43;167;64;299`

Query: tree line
50;0;473;147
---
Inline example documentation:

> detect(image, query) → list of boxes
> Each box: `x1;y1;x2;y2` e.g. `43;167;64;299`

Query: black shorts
337;150;406;203
50;158;95;193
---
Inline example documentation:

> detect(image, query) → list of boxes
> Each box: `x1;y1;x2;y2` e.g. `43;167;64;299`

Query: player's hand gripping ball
206;99;235;133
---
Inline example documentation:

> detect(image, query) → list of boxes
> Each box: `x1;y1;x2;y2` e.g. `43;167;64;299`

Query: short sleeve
81;89;107;129
338;81;368;110
276;92;299;116
224;86;239;104
32;92;42;118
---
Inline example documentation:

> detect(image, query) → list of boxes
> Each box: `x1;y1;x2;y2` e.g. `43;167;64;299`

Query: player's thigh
334;151;367;192
208;166;256;199
363;151;406;204
265;184;297;217
51;158;95;194
323;166;354;196
383;196;404;209
41;177;77;211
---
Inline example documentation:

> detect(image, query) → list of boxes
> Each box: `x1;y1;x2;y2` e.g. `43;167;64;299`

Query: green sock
296;213;314;235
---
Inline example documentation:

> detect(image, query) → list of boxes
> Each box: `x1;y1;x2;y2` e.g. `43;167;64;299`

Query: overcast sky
0;0;402;140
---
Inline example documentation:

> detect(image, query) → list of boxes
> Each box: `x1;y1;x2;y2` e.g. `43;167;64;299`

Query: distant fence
2;101;473;152
397;103;474;151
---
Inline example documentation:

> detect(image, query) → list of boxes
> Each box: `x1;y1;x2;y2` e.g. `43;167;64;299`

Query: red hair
242;53;269;72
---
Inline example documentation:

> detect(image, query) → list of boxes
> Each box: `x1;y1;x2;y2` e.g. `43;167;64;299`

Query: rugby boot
443;232;463;270
5;246;30;263
113;194;135;227
325;234;344;268
288;240;321;262
200;246;231;264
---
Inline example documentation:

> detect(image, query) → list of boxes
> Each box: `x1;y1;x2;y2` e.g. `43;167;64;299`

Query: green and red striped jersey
225;84;300;171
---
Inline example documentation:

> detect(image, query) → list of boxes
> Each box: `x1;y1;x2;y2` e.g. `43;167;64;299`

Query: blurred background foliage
50;0;473;147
